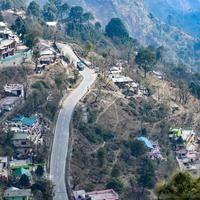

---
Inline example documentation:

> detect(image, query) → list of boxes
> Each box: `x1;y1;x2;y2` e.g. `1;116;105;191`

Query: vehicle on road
77;61;85;71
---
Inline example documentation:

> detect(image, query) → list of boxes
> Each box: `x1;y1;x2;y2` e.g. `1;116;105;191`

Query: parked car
77;61;85;71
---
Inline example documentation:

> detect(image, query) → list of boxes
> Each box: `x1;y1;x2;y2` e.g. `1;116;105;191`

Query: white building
0;157;8;181
4;84;24;98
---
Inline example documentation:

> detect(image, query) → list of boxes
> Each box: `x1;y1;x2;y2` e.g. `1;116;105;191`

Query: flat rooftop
0;39;15;48
0;96;19;106
4;188;31;198
4;84;24;91
87;189;119;200
0;22;7;27
110;74;133;83
0;157;8;163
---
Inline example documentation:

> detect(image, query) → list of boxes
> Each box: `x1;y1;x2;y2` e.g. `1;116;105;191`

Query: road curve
50;44;97;200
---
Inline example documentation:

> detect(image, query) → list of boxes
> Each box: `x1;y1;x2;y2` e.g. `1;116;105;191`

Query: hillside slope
144;0;200;37
35;0;200;70
64;0;199;70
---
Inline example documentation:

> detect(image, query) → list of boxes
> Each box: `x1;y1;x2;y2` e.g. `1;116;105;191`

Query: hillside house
12;167;31;178
10;159;32;170
73;189;119;200
38;40;57;65
46;21;57;27
0;39;17;60
0;96;22;111
0;157;9;182
11;115;37;128
122;82;140;97
138;86;150;96
137;136;154;149
0;29;13;40
8;115;42;145
4;84;24;98
12;133;32;159
137;137;164;160
0;22;7;31
169;128;196;151
4;187;32;200
109;74;133;88
152;70;164;80
109;66;122;75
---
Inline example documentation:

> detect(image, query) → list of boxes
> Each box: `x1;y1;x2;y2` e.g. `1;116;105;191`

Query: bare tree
176;80;190;104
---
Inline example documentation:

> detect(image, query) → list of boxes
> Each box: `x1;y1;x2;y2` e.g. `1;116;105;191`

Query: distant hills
144;0;200;38
31;0;200;70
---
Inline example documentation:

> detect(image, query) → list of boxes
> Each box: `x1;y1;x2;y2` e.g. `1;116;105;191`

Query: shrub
106;178;124;193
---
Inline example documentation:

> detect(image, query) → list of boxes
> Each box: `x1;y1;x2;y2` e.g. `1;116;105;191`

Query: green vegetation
0;12;3;21
27;1;41;18
105;18;129;40
135;48;156;77
0;131;14;158
130;140;147;157
18;174;30;188
111;164;120;177
137;158;155;191
0;0;27;10
106;178;124;194
97;147;106;167
32;178;54;200
156;172;200;199
35;166;44;177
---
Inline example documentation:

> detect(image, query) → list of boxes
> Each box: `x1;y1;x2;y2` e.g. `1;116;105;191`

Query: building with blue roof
137;136;153;149
11;115;37;127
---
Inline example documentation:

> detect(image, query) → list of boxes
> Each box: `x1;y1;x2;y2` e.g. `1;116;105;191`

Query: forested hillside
35;0;200;71
0;0;29;9
145;0;200;38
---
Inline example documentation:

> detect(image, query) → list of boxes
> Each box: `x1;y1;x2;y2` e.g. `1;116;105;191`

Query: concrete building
37;39;57;65
0;22;7;31
12;133;32;159
0;157;9;181
4;187;32;200
46;21;57;27
0;21;20;60
4;84;24;98
73;189;119;200
0;96;21;111
0;39;16;59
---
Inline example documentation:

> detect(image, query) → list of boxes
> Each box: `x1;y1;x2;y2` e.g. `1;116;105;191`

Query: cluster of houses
169;128;199;174
0;84;24;115
0;113;47;199
3;187;32;200
137;136;164;160
73;189;119;200
3;114;45;159
108;60;150;98
0;157;37;199
0;21;23;61
35;40;58;73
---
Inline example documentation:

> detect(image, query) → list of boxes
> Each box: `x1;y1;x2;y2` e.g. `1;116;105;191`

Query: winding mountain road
50;43;96;200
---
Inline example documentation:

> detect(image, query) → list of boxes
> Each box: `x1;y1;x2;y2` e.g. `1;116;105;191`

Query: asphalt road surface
50;44;96;200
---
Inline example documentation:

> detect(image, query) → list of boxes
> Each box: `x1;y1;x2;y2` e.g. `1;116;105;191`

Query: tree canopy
27;1;40;17
0;12;4;21
137;158;155;190
105;18;129;39
130;140;147;157
69;6;84;23
106;178;124;193
156;172;200;199
135;48;156;77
